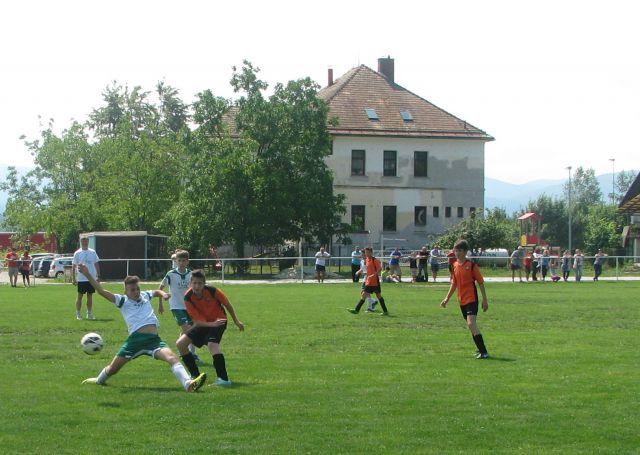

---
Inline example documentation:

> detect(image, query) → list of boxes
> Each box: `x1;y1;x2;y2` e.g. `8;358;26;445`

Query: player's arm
94;262;101;282
440;282;457;308
152;289;170;301
71;263;77;285
157;283;167;314
77;264;114;302
215;290;244;331
478;282;488;311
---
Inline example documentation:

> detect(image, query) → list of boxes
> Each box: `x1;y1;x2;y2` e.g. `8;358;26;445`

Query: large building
318;57;494;249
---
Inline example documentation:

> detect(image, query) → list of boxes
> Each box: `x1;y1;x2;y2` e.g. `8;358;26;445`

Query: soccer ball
81;332;104;355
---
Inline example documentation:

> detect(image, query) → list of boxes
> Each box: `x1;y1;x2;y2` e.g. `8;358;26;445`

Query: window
414;151;428;177
457;207;464;218
365;108;379;120
383;206;397;231
400;110;413;121
432;206;439;218
415;206;427;227
383;150;397;177
351;205;365;232
445;206;452;218
351;150;365;176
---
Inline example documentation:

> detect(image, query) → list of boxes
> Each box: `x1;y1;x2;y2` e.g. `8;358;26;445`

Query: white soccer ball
81;332;104;355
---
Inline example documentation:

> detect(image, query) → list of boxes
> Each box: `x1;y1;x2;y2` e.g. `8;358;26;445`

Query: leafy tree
614;170;638;204
583;204;626;255
436;208;518;252
167;61;346;259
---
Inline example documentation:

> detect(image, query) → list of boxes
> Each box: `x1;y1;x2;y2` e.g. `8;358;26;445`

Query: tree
615;170;638;204
436;208;518;252
167;61;345;259
583;204;626;254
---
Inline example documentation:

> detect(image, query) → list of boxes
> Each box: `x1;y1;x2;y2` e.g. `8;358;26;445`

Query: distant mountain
485;173;627;214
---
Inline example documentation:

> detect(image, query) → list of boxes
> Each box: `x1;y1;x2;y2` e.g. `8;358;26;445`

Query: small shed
81;231;168;280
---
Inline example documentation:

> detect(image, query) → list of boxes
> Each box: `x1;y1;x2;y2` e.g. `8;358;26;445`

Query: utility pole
566;166;572;252
609;158;615;205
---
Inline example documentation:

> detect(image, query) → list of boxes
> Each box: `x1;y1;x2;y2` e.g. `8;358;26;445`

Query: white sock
97;367;109;385
368;297;376;304
171;363;191;389
188;344;197;355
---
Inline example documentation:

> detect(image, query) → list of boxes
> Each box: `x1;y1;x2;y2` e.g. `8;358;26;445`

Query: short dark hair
453;239;469;252
191;269;206;281
175;249;189;260
124;275;140;286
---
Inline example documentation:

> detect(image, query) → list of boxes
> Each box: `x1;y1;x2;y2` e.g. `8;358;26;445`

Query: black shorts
510;263;521;270
431;263;440;271
77;281;96;294
315;265;326;272
20;269;30;278
364;284;381;294
186;322;227;347
460;302;479;319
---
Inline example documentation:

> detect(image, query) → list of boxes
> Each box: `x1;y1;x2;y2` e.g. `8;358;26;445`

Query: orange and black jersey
184;285;230;322
364;257;382;286
451;260;484;305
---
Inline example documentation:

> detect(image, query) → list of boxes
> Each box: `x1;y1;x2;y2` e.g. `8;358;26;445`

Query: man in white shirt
314;247;331;283
72;237;101;320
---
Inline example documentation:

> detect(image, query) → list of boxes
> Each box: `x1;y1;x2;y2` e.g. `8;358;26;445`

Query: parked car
48;257;73;278
32;254;55;277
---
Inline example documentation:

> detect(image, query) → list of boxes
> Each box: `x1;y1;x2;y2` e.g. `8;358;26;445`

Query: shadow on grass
485;356;516;362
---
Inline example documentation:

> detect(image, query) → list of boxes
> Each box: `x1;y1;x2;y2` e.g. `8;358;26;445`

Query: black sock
213;353;228;381
354;299;365;312
473;333;488;354
378;297;388;313
181;353;200;377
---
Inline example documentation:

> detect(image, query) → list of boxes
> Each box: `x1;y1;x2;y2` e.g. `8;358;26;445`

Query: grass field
1;281;638;454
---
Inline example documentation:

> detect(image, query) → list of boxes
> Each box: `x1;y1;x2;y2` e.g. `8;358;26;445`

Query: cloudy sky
1;0;638;184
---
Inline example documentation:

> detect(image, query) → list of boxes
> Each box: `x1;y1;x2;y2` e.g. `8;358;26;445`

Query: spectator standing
389;247;403;282
561;250;572;281
531;248;542;281
510;246;524;283
430;245;441;282
592;249;607;281
19;251;32;287
5;247;19;288
417;246;429;282
573;249;584;282
540;249;551;281
314;247;331;283
523;250;533;282
72;237;101;320
350;246;362;283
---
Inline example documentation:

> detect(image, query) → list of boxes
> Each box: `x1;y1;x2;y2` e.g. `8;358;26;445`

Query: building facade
318;58;494;249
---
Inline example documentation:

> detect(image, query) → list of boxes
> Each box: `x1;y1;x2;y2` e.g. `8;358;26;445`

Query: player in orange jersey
440;239;490;359
176;270;244;386
348;247;389;315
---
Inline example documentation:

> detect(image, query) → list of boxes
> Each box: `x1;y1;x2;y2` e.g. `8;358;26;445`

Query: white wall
325;135;486;248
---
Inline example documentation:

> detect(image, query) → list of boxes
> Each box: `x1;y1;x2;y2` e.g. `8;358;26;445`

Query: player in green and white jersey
158;250;199;359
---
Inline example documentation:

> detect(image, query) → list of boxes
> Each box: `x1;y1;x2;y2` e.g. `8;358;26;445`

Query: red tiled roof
317;65;493;140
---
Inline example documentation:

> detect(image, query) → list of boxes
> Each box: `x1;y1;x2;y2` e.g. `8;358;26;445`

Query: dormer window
400;110;413;122
365;108;379;120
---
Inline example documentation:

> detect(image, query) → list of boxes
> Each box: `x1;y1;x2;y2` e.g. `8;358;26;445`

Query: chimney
328;68;334;86
378;56;394;83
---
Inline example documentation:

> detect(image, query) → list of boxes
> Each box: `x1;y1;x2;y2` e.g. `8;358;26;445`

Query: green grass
1;281;638;454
